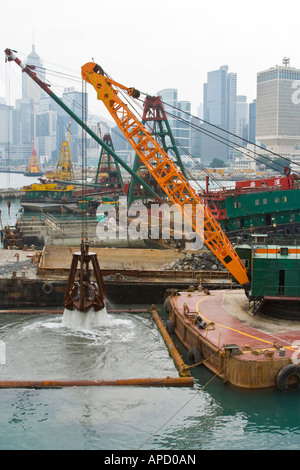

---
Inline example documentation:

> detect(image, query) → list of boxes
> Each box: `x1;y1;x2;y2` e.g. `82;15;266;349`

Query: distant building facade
236;95;249;146
0;45;111;168
157;88;191;158
201;65;237;166
256;58;300;155
248;99;256;144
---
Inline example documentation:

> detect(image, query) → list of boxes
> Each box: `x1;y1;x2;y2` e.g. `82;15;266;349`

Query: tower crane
81;62;249;287
46;118;75;181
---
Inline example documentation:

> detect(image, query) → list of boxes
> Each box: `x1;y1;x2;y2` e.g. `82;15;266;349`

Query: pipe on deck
0;377;194;389
151;307;190;378
0;309;149;314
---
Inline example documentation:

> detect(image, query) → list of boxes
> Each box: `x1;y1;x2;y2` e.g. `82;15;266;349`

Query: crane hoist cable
162;100;300;175
167;109;300;177
35;61;300;176
81;78;88;243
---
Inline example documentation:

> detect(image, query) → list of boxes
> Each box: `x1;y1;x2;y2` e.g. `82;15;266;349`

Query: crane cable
161;99;300;175
166;108;300;177
81;78;88;243
34;62;300;176
141;108;273;229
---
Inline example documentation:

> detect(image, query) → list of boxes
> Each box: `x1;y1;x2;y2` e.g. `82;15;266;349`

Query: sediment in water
62;306;114;329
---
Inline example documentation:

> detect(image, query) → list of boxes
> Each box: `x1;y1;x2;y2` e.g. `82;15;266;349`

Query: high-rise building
256;58;300;153
248;100;256;145
36;110;57;163
22;44;45;103
201;65;237;166
1;46;110;167
61;88;88;163
157;88;191;160
236;95;249;146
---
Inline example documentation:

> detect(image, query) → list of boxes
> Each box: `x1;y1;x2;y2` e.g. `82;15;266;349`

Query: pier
0;188;22;199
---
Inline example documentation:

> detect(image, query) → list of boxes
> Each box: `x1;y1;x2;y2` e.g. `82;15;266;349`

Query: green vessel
200;174;300;236
235;243;300;316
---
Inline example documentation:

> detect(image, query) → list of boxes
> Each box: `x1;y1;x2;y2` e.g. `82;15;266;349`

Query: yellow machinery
24;144;43;176
81;62;249;287
46;118;75;181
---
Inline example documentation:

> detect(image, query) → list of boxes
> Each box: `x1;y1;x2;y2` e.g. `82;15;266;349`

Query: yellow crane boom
81;62;249;286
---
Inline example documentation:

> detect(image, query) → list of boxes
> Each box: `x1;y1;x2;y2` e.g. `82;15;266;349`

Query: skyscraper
157;89;191;159
256;58;300;153
248;100;256;145
201;65;237;166
22;44;45;103
236;95;249;146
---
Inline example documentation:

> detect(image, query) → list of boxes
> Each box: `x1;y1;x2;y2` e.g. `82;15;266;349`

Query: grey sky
1;0;299;116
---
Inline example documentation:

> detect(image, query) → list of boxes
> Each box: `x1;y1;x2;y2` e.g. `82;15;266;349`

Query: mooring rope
137;356;234;450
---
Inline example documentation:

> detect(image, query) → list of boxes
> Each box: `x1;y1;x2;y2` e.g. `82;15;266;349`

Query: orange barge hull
167;289;300;389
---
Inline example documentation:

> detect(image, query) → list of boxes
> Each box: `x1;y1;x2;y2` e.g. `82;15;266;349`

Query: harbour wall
0;277;196;309
0;189;22;199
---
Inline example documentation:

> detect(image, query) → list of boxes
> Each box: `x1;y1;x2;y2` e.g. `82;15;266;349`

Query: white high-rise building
21;44;46;154
22;44;45;105
256;58;300;153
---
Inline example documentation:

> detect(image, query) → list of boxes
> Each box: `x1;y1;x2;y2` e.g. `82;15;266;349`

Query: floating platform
37;246;186;275
0;247;234;309
166;289;300;390
21;202;69;213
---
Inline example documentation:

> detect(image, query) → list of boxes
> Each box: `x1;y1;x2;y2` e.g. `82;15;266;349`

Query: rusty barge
165;288;300;390
165;242;300;391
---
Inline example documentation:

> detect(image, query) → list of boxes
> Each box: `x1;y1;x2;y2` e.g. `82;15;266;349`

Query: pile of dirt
160;251;226;271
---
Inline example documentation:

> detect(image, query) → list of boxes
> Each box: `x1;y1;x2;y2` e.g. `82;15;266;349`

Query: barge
165;242;300;391
165;288;300;390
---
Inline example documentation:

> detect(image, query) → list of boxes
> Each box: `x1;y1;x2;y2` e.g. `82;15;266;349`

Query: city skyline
5;44;300;170
2;45;296;122
1;0;299;118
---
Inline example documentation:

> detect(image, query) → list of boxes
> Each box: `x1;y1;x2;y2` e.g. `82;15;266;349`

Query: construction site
2;49;300;394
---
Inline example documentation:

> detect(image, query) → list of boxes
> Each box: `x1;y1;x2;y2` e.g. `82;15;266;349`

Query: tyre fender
42;282;54;295
276;364;300;390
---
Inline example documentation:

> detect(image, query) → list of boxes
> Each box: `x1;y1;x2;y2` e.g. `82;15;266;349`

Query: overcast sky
1;0;300;118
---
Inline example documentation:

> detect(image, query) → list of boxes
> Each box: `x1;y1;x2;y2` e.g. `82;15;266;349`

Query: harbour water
1;306;300;451
0;171;300;451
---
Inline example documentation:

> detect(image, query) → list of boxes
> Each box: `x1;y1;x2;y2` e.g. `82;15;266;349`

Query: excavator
4;48;250;291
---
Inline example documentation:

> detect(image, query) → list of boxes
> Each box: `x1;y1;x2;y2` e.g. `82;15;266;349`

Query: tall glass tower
22;44;45;103
201;65;237;165
21;44;46;155
157;88;191;157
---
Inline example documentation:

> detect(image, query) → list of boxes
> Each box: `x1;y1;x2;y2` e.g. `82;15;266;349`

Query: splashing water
62;305;114;330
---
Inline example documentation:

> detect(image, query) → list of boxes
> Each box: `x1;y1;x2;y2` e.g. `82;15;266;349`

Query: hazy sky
1;0;300;117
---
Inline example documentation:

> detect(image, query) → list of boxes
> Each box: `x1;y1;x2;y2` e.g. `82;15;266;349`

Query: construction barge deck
166;288;300;390
0;246;233;308
2;245;300;391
